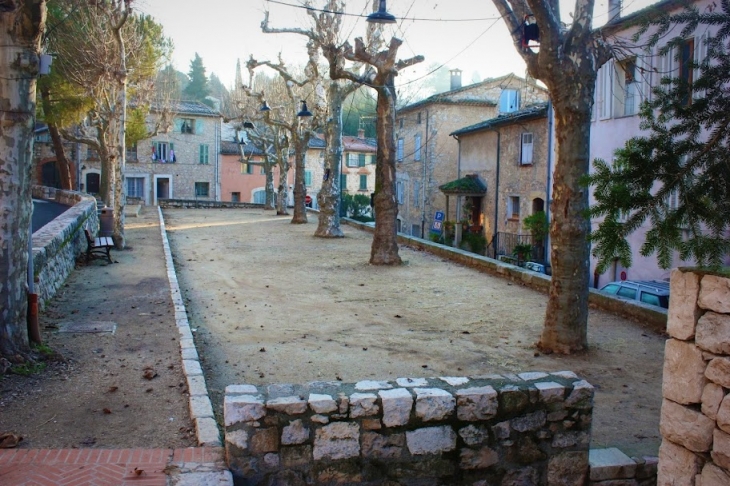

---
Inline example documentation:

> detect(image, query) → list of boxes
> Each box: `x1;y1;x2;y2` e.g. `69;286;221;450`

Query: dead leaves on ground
142;367;158;380
0;432;23;449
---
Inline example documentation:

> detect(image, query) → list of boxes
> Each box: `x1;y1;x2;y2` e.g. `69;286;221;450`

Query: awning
439;174;487;196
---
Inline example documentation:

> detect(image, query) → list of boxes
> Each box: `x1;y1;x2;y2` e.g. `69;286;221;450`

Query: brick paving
0;446;227;485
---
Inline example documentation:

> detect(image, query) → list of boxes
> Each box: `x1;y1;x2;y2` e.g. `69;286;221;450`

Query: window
679;38;694;105
199;144;209;164
126;177;144;198
617;287;637;299
260;166;266;175
411;224;421;238
614;57;641;117
305;170;313;187
347;153;358;167
358;153;366;167
369;154;375;165
126;143;138;162
396;181;404;204
195;182;210;197
414;134;422;161
340;174;348;192
508;196;520;220
231;192;241;202
413;181;420;208
499;89;520;113
397;138;404;162
253;190;266;204
398;118;403;129
520;133;534;165
359;174;367;190
87;147;99;159
241;163;254;174
180;118;194;134
152;142;174;163
640;292;661;307
602;284;620;294
417;112;422;124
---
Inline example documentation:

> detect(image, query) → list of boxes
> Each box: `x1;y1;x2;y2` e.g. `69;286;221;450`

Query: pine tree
588;3;730;272
183;53;211;104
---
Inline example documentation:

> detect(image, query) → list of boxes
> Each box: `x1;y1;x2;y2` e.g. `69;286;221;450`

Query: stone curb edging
157;207;226;453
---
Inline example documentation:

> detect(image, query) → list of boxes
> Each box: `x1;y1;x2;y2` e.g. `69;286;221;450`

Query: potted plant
512;242;533;264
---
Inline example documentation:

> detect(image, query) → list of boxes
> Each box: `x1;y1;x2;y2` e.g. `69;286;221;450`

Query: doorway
154;175;172;205
86;172;100;194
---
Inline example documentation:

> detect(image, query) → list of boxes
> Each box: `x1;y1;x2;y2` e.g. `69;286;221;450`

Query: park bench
84;228;114;264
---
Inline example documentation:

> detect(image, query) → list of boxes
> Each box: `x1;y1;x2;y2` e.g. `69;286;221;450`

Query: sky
137;0;658;91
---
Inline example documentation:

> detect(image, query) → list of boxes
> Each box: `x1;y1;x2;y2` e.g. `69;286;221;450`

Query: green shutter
195;119;204;134
305;170;313;187
358;154;365;167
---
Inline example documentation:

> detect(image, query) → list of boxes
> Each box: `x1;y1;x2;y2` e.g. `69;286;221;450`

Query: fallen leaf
133;467;144;476
394;314;402;318
143;368;158;380
108;386;119;393
0;433;22;449
146;388;153;393
259;347;266;352
103;408;112;414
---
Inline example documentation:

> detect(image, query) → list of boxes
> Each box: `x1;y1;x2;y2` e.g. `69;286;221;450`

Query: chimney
608;0;621;22
450;69;462;91
358;128;365;139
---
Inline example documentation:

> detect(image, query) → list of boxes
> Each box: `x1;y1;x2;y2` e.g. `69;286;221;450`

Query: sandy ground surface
164;208;666;458
0;209;196;450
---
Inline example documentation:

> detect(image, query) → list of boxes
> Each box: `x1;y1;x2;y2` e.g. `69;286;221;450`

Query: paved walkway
1;207;232;485
0;446;229;485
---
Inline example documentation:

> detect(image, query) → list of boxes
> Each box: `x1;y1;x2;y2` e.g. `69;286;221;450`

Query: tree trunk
370;78;401;265
40;87;72;190
291;138;308;224
110;5;128;250
277;161;289;216
265;164;276;210
538;78;594;353
315;84;346;238
0;0;46;359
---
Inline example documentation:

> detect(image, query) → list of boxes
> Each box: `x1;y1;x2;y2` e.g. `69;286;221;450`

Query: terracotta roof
145;100;221;117
439;174;487;195
308;133;376;152
450;103;549;137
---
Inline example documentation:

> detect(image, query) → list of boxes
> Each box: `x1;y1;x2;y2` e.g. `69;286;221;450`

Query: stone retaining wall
158;199;263;210
224;372;594;485
31;186;99;308
343;218;667;333
657;268;730;485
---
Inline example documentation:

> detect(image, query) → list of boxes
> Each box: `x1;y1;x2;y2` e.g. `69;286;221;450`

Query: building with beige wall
125;101;222;205
395;71;548;237
451;103;551;262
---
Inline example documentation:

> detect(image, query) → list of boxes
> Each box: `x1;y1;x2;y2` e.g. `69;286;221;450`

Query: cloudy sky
137;0;657;90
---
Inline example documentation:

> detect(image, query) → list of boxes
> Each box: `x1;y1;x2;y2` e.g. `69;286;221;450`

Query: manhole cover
58;321;117;334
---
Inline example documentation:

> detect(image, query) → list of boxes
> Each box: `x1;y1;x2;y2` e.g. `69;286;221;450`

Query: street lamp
296;100;313;118
367;0;396;24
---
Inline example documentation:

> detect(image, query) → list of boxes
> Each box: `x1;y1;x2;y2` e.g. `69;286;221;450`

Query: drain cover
58;321;117;334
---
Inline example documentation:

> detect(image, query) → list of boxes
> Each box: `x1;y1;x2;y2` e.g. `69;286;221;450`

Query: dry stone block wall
658;269;730;485
224;372;594;485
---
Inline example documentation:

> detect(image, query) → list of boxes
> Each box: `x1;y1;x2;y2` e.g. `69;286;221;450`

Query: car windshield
601;284;620;294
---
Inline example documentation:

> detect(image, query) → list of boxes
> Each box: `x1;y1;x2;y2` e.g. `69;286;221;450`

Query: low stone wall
343;218;667;332
657;268;730;484
158;199;264;210
31;186;99;308
224;372;594;485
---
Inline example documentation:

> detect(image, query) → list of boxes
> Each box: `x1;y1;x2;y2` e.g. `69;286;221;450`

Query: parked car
599;280;670;309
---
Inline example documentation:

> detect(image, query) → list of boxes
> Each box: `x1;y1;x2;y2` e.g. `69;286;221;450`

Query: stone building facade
451;104;551;260
219;140;292;204
395;72;548;238
304;131;377;211
126;101;222;205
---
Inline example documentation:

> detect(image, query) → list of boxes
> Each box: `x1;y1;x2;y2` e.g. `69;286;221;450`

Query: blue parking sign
430;211;445;234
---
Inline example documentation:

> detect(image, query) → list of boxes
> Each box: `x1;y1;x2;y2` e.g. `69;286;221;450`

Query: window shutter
660;46;673;92
521;133;534;165
174;119;183;132
305;170;312;187
195;119;203;135
414;135;422;161
359;153;365;167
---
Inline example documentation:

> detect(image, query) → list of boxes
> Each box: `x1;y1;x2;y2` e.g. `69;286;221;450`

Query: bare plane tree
489;0;612;354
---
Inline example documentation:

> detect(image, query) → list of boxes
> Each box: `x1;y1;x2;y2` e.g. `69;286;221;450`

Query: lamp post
367;0;396;24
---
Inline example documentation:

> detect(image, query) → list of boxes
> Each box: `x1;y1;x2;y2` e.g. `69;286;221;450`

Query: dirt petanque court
163;207;666;458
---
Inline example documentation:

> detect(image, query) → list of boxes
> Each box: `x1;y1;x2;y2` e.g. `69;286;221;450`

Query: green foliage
341;194;372;219
588;4;730;273
461;232;487;255
513;243;533;261
10;362;46;376
183;53;211;105
523;211;549;243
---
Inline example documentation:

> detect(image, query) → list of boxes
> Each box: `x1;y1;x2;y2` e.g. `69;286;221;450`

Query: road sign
430;211;445;234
